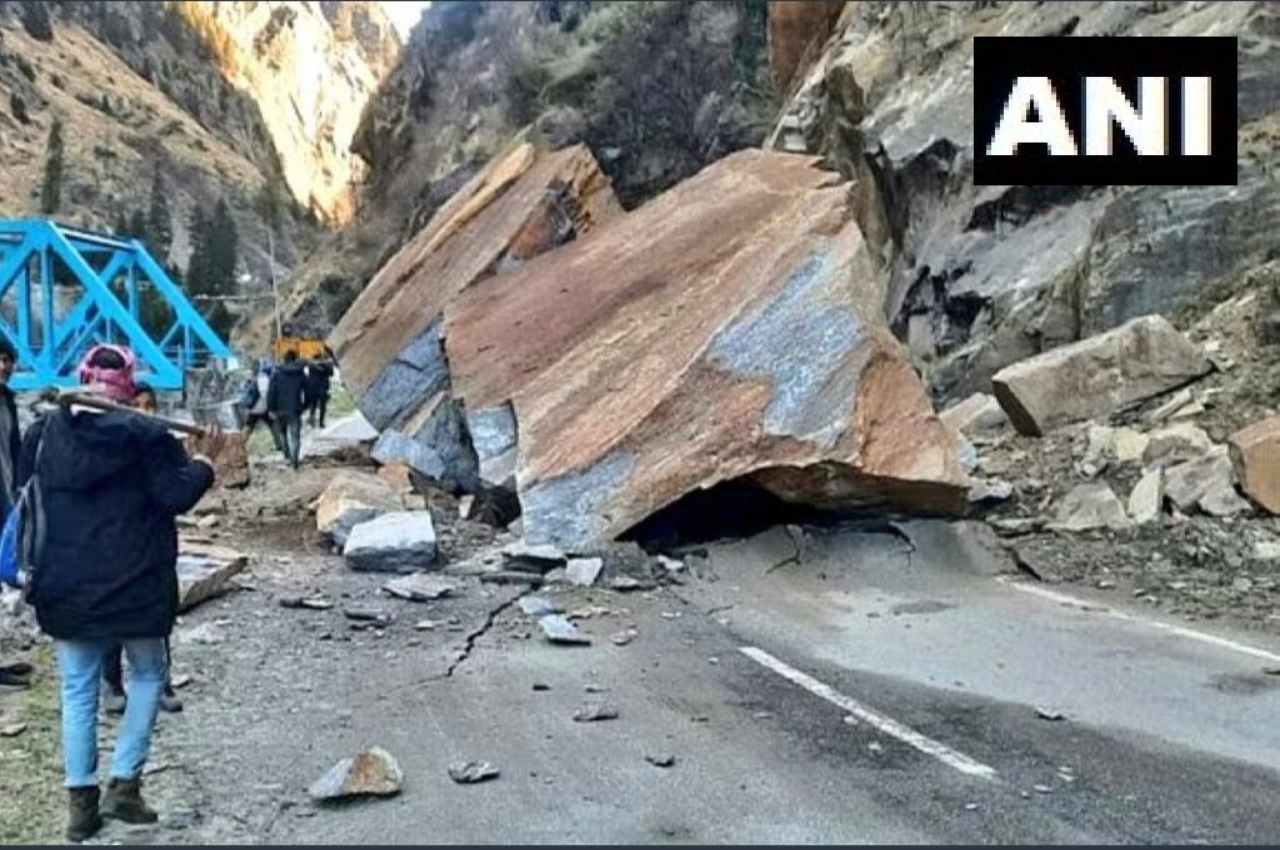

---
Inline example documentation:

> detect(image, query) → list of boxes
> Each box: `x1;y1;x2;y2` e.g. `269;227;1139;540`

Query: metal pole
268;224;281;340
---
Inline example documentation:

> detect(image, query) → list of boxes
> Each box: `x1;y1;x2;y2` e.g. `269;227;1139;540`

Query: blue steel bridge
0;219;232;391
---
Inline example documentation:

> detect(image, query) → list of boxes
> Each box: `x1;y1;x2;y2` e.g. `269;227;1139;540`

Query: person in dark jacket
303;358;333;429
266;350;306;470
0;338;21;519
19;345;223;842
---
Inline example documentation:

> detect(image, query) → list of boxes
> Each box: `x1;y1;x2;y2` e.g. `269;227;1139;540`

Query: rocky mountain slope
250;0;776;348
769;0;1280;407
0;0;399;338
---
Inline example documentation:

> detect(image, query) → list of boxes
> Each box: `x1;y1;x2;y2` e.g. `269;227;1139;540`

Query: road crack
439;592;525;679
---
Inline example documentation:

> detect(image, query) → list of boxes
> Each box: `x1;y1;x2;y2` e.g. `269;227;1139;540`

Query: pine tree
186;205;211;295
127;209;148;246
145;169;173;261
255;177;283;234
207;197;239;296
40;118;64;215
137;283;172;339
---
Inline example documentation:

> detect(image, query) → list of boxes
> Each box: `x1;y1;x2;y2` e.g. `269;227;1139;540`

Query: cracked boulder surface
326;138;623;487
446;149;972;551
769;0;1280;404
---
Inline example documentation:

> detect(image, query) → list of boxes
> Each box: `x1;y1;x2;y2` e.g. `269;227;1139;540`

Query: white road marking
739;646;998;780
997;577;1280;664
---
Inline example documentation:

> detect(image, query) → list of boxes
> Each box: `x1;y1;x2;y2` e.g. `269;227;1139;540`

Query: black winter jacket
0;387;20;518
267;363;307;418
305;362;332;400
17;408;214;640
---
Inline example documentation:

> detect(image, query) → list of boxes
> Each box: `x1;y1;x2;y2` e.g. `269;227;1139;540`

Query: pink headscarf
77;344;138;402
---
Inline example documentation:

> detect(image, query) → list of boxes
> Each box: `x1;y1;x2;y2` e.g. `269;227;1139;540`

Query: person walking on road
267;350;306;470
240;364;280;452
304;358;333;430
18;344;223;842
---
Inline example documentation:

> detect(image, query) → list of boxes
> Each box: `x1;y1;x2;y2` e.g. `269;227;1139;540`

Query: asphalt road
256;524;1280;845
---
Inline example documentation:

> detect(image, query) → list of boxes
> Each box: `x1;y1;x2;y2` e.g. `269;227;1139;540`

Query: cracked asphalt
67;474;1280;845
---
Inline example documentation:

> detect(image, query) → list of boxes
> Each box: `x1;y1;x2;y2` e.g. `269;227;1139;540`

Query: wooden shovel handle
56;391;212;437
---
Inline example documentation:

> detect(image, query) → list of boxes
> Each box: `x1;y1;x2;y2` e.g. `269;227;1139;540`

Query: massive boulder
445;149;972;551
327;139;623;489
991;316;1212;437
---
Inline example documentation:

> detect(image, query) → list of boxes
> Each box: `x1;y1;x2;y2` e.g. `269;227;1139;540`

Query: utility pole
268;223;281;341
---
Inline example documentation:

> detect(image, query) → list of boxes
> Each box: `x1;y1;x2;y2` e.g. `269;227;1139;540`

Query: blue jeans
55;638;167;788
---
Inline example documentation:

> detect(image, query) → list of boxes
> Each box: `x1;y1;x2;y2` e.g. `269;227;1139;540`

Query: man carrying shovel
17;344;224;841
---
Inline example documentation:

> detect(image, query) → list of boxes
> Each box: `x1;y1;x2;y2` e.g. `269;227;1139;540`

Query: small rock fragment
1033;784;1053;794
1036;707;1064;721
565;557;604;587
518;596;564;617
447;760;500;784
868;742;883;753
413;619;437;631
0;722;27;737
532;682;551;691
610;629;638;646
608;576;654;592
645;753;675;768
964;803;979;811
656;555;685;574
383;574;460;602
573;702;619;722
308;747;403;801
501;541;567;570
170;674;193;689
178;622;225;645
458;495;476;520
1127;468;1165;525
1047;482;1130;531
344;608;392;624
539;614;591;645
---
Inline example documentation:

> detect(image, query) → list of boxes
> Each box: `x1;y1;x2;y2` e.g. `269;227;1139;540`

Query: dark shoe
66;786;103;842
0;661;32;687
103;685;127;716
159;692;183;713
101;777;158;824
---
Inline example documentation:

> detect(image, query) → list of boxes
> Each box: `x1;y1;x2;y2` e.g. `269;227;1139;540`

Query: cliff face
768;0;1280;406
249;0;777;350
175;0;402;224
0;0;400;340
